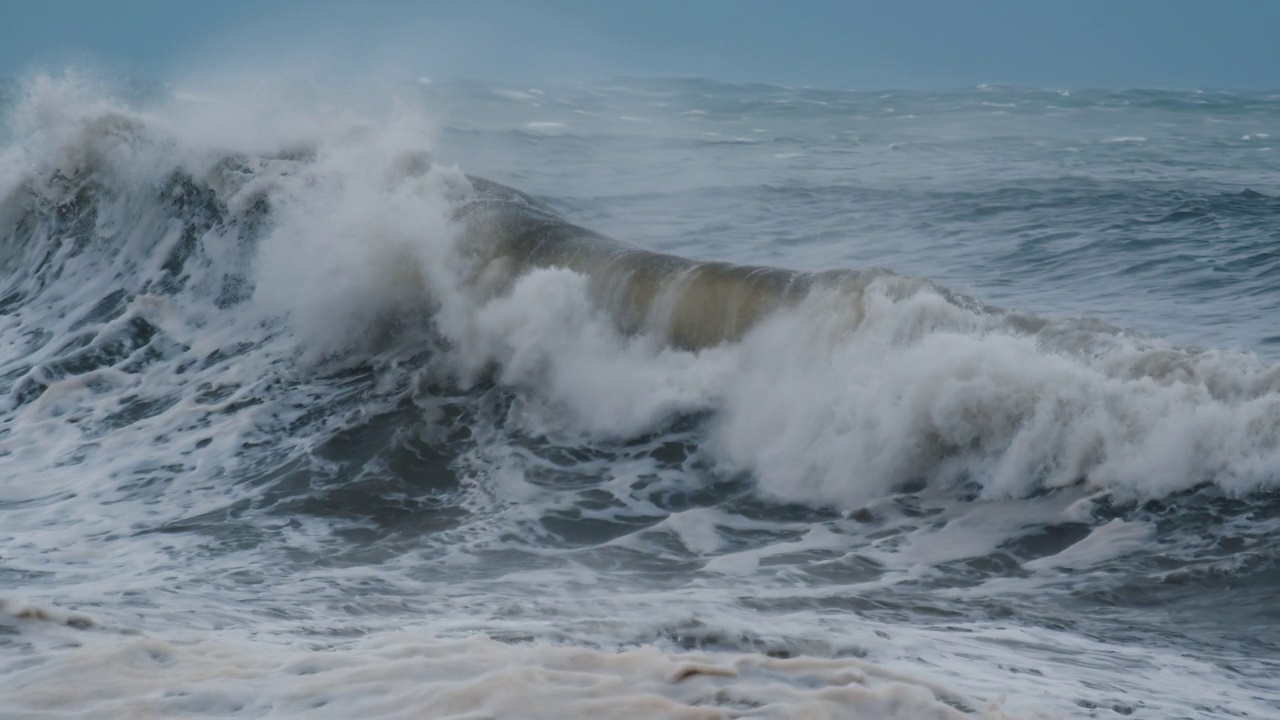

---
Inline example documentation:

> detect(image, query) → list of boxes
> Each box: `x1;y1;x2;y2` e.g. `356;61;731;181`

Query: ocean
1;72;1278;718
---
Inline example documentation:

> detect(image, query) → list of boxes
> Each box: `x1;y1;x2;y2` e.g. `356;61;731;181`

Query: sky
1;0;1278;90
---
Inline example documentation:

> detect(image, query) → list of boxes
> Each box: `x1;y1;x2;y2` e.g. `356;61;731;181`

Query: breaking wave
5;72;1280;521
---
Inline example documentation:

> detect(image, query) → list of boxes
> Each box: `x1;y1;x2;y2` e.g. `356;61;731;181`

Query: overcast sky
2;0;1277;90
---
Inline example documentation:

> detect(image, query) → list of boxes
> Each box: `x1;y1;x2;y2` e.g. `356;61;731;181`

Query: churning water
1;72;1278;718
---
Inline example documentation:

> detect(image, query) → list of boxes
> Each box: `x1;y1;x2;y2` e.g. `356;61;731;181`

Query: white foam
1;604;1023;720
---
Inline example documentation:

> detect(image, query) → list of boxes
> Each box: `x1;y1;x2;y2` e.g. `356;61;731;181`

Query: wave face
2;73;1280;719
461;175;1280;505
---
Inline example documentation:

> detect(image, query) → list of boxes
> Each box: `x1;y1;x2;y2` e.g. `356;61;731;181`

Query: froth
2;603;1021;720
712;281;1280;506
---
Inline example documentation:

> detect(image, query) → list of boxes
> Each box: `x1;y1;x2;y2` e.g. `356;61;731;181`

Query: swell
455;176;968;349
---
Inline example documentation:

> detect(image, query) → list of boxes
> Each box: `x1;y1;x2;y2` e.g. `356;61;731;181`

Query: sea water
1;72;1278;718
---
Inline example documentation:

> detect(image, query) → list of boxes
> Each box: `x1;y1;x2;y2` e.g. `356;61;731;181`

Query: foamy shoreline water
4;602;1033;719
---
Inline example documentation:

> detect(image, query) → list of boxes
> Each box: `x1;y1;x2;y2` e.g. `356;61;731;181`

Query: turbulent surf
1;72;1278;718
